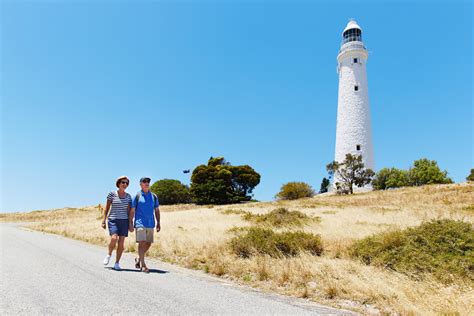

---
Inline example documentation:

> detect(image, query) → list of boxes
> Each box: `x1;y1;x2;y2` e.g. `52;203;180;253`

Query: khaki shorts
136;227;154;243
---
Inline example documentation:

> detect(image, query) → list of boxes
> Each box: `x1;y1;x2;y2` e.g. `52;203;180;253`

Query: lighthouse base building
332;20;374;191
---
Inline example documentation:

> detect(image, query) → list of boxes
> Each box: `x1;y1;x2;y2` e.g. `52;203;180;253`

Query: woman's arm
128;204;134;232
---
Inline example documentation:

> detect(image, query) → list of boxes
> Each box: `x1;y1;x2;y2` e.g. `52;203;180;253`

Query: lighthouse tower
333;19;374;189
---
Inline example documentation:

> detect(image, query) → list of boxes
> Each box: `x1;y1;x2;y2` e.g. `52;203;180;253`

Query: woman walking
102;176;132;270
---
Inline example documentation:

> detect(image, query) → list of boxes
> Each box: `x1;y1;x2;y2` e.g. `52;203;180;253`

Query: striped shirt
107;191;132;220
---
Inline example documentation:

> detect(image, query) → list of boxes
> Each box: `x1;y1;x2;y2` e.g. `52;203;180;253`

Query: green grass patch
351;219;474;284
229;227;323;258
243;208;318;227
222;207;318;227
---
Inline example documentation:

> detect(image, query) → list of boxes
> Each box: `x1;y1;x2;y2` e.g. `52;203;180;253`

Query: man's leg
138;241;147;268
108;234;118;256
144;242;152;253
116;236;125;263
141;230;153;270
139;242;152;270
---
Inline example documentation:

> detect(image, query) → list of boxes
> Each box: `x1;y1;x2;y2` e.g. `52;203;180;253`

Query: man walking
129;177;160;273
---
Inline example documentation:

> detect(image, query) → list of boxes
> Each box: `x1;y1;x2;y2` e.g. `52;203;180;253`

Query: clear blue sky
1;1;472;212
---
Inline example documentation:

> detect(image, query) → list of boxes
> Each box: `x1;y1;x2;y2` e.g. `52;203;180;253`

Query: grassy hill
2;183;473;314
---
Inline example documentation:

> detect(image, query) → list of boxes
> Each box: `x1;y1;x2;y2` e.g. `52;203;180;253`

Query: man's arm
102;200;111;229
155;206;161;232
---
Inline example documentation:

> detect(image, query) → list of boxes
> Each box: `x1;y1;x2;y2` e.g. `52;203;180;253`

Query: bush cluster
372;168;409;190
230;227;323;258
241;207;316;227
150;179;191;205
222;207;317;227
373;158;453;190
275;182;315;200
351;219;474;284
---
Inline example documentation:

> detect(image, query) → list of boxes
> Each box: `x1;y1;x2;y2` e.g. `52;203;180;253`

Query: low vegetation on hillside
230;227;323;258
351;219;474;284
222;207;317;227
244;207;318;227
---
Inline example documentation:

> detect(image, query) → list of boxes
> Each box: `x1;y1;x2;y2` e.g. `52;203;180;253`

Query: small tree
407;158;453;186
372;168;409;190
319;177;330;193
326;154;375;194
150;179;191;205
466;169;474;182
275;182;315;200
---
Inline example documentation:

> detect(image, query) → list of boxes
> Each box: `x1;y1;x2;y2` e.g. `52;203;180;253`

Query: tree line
149;155;472;205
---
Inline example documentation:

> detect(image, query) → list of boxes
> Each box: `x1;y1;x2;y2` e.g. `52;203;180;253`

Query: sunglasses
141;180;150;184
120;181;129;185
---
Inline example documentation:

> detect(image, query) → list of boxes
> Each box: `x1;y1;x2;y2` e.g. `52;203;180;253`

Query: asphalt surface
0;224;354;315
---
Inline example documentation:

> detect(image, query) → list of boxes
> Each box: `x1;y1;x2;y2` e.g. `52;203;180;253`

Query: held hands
101;221;106;229
156;223;161;232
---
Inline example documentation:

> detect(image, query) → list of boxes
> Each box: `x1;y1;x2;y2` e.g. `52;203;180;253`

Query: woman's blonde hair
115;175;130;188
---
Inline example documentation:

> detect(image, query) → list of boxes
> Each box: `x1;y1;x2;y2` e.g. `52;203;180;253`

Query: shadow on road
105;267;169;274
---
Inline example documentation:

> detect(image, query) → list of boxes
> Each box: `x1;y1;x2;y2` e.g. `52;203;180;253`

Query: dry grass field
2;183;473;315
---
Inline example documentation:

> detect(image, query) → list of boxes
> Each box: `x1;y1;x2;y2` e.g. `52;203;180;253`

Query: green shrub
150;179;191;205
372;168;409;190
229;227;323;258
275;182;315;200
407;158;453;186
467;169;474;182
242;208;317;227
351;219;474;284
190;157;261;204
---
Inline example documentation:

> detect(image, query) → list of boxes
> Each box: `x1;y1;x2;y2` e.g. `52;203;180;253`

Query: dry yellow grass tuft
2;183;473;314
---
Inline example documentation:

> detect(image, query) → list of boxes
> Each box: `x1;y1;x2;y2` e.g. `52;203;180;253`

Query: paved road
0;224;353;315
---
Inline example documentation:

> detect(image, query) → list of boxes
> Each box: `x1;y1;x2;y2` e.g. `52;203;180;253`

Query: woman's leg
116;236;125;263
108;234;118;256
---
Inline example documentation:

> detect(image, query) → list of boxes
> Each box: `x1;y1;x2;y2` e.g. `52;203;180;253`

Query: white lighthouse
333;19;374;189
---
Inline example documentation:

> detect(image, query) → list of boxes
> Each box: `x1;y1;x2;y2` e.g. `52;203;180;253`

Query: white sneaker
103;255;111;266
113;262;121;271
